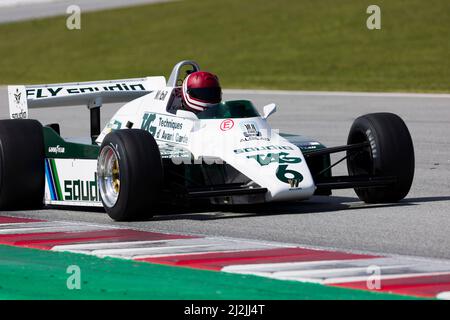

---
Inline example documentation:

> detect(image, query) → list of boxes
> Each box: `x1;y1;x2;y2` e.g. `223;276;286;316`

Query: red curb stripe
0;216;44;224
0;229;197;250
136;248;380;271
331;273;450;298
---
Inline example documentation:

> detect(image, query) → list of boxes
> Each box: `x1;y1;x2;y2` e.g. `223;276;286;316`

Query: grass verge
0;0;448;92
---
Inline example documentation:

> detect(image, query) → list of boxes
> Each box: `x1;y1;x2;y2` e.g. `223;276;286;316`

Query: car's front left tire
97;129;163;221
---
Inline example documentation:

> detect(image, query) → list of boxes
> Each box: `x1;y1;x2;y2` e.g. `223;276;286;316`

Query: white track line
53;237;283;259
0;0;57;7
0;221;115;234
0;221;67;229
52;239;182;251
271;265;412;278
323;272;450;285
221;258;385;273
223;257;450;274
223;257;450;287
261;271;450;285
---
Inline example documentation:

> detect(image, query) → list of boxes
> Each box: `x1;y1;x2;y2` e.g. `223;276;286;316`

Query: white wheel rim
98;145;120;208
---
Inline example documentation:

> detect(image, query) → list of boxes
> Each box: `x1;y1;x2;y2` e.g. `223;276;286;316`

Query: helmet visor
187;87;222;103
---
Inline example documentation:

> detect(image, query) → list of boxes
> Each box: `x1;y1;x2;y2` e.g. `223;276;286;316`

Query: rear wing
7;60;201;143
8;76;166;142
8;76;165;119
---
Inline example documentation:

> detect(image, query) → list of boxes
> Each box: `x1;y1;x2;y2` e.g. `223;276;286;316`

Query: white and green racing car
0;61;415;221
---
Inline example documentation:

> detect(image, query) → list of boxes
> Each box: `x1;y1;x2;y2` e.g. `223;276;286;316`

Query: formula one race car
0;61;414;221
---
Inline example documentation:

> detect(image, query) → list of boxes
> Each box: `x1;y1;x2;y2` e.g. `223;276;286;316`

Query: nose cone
189;117;316;202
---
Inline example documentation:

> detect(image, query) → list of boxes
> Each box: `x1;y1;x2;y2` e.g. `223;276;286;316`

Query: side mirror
262;103;277;120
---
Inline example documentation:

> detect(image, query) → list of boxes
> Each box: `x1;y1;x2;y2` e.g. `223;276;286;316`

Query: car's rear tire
347;112;414;203
97;129;163;221
0;119;45;209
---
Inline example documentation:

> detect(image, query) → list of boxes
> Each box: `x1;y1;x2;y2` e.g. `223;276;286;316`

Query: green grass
0;245;416;299
0;0;448;92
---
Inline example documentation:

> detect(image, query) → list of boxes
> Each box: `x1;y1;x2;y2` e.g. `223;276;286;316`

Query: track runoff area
1;89;450;300
2;214;449;300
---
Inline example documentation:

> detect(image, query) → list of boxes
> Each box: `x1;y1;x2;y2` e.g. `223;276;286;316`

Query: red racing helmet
182;71;222;112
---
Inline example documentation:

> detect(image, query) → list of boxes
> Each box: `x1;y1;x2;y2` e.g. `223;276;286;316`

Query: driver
169;71;222;114
182;71;222;112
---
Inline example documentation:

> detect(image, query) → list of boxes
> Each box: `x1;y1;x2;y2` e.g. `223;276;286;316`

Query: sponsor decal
300;146;316;151
141;112;191;145
246;151;304;187
366;129;377;158
159;118;183;130
233;145;293;154
64;174;99;202
105;120;122;132
48;145;66;155
240;136;270;142
141;113;157;136
246;152;301;166
161;145;192;160
45;159;100;203
220;119;234;131
11;111;27;119
298;142;321;151
110;120;122;130
288;178;301;188
10;87;27;119
239;121;270;142
97;120;122;142
154;90;169;101
241;122;261;138
45;159;63;201
26;83;150;99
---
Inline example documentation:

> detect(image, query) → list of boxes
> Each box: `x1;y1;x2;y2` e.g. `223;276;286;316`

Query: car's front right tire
98;129;163;221
347;112;415;203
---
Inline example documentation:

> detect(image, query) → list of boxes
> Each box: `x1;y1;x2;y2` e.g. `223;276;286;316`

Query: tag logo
141;113;157;136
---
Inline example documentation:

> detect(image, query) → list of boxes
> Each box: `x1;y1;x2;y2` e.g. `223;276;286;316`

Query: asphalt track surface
0;87;449;261
0;0;172;24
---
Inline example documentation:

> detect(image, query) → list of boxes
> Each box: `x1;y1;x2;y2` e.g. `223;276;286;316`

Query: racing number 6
276;165;303;184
